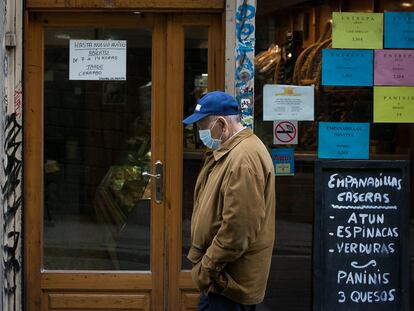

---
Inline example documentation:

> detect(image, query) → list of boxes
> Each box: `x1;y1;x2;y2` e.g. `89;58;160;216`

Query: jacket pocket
220;271;242;300
191;260;212;293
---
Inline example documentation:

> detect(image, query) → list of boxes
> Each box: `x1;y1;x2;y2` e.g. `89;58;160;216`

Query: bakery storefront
22;0;413;311
253;0;414;310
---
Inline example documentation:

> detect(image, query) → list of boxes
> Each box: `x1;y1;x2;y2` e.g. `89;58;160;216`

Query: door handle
142;172;161;179
142;160;163;204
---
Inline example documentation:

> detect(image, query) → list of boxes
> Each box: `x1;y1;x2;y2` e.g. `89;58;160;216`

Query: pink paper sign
374;50;414;85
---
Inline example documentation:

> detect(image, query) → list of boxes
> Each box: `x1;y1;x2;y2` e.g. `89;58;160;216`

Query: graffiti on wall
13;83;21;117
3;110;22;290
235;0;255;128
2;107;22;311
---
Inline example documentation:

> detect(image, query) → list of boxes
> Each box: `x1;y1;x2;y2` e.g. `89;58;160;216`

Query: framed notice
374;50;414;86
263;84;314;121
314;160;410;311
322;49;374;86
69;40;127;81
384;12;414;48
373;86;414;122
332;12;383;49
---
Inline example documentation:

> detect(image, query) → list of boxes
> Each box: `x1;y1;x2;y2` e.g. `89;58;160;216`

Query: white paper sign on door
69;40;127;81
263;84;314;121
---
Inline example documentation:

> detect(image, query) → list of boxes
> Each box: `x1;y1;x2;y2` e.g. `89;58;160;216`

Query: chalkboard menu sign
314;160;410;311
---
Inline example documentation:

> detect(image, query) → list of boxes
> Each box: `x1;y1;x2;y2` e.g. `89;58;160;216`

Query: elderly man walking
182;91;276;311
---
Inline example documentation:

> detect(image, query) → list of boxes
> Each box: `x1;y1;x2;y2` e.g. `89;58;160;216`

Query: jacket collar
212;128;253;161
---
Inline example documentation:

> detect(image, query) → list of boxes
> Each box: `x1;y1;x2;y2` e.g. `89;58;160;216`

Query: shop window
255;0;414;310
43;28;152;270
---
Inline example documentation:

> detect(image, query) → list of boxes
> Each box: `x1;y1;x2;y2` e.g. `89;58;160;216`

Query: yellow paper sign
374;87;414;122
332;12;383;49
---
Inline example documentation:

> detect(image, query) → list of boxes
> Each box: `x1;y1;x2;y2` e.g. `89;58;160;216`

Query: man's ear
218;117;227;132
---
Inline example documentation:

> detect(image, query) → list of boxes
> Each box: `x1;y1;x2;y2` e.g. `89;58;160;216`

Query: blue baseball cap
182;91;239;125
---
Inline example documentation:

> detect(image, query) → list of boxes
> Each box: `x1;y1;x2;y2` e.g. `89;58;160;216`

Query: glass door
164;14;224;311
25;13;166;311
25;11;224;311
43;26;153;272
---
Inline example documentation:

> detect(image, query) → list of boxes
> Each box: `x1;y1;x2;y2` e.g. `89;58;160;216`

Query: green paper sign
332;12;383;49
374;87;414;122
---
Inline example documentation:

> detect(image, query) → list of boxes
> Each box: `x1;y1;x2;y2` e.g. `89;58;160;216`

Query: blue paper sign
318;122;369;159
385;12;414;48
271;148;294;176
322;49;374;86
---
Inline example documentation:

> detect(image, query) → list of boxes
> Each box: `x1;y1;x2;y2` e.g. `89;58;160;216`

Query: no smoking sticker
273;121;298;144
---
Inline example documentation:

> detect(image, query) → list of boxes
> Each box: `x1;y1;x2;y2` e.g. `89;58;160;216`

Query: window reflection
43;28;152;270
181;27;209;269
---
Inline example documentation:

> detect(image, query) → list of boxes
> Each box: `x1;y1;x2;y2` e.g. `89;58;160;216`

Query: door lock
142;160;163;204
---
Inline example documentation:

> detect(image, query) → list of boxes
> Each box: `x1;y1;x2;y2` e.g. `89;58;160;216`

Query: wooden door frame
165;13;225;310
24;10;224;311
24;12;167;311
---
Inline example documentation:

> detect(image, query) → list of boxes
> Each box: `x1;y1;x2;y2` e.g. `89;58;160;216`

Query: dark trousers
197;292;256;311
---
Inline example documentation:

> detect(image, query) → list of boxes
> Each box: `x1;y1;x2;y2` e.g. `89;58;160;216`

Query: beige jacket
187;128;275;305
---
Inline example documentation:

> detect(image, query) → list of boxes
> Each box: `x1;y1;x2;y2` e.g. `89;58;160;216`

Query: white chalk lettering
336;242;395;255
327;173;402;190
337;270;390;285
336;226;399;238
350;289;395;303
336;192;390;204
338;291;346;303
347;213;384;224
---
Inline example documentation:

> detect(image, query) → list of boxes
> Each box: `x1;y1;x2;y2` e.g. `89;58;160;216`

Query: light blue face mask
198;119;223;150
